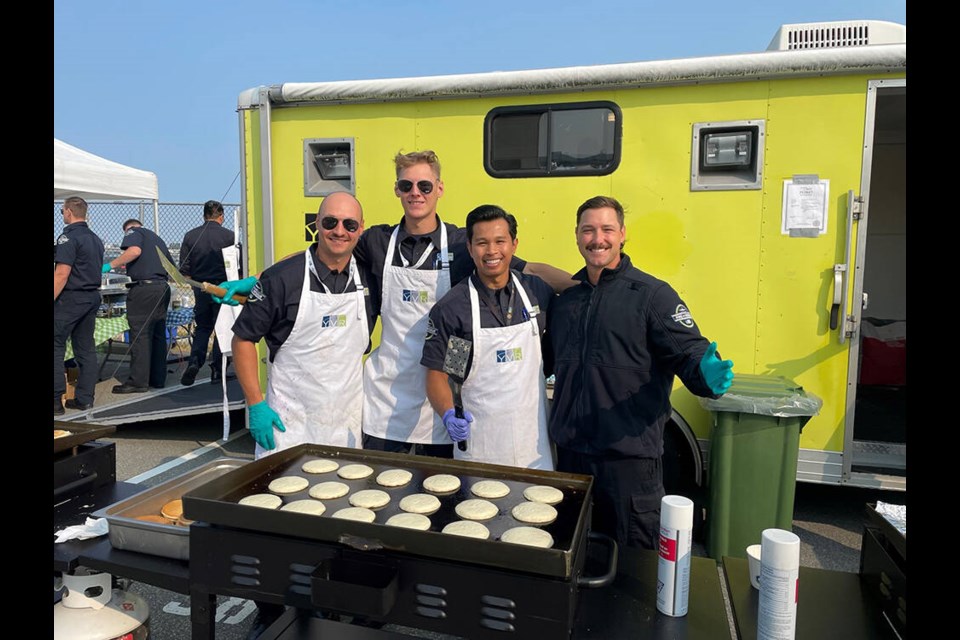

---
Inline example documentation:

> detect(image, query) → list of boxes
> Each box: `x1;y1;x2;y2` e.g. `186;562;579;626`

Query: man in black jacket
178;200;236;385
547;195;734;550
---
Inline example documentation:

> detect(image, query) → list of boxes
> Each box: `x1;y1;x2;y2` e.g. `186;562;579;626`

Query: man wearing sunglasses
230;192;374;458
421;205;556;469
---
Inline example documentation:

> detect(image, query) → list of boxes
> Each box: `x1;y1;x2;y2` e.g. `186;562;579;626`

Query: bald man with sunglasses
229;192;375;458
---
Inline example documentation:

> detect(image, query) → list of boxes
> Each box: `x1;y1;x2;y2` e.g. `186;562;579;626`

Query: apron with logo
257;250;367;459
362;223;451;444
458;274;553;469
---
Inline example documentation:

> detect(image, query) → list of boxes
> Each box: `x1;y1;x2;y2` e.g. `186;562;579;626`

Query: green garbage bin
701;374;822;561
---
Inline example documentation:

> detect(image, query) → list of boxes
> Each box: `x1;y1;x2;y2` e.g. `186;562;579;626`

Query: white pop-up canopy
54;138;160;230
54;138;159;201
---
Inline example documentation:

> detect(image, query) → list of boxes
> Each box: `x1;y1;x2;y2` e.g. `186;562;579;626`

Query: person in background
54;197;105;414
104;219;174;394
422;204;555;469
178;199;236;386
230;192;375;458
546;195;734;550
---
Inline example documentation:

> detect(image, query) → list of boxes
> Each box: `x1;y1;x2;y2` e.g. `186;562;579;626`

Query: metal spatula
443;336;472;452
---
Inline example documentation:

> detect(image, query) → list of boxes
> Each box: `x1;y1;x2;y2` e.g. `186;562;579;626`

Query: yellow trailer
235;20;906;492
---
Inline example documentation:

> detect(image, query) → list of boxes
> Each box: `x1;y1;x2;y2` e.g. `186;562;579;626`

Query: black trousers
556;447;664;551
188;288;222;369
362;433;453;459
125;283;171;388
54;290;101;404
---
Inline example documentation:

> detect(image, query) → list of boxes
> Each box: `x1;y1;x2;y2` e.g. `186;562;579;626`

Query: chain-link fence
53;201;241;267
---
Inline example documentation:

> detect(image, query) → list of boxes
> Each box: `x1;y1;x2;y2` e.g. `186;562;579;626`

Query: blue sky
54;1;906;203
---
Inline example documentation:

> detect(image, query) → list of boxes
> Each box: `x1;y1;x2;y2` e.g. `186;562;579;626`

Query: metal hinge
850;196;865;219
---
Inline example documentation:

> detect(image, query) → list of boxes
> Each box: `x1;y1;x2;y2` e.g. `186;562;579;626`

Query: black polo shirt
420;270;555;380
179;220;236;283
121;226;172;282
232;245;376;362
55;221;105;292
353;215;527;317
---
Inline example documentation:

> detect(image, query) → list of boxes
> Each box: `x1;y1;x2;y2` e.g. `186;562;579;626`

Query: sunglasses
319;216;361;232
396;179;435;195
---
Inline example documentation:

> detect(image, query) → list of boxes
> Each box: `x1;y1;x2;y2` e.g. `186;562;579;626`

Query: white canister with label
656;495;693;617
757;528;800;640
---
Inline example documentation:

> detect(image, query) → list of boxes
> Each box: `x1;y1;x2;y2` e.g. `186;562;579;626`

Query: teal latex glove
101;263;112;274
213;276;258;306
699;341;734;395
248;400;286;450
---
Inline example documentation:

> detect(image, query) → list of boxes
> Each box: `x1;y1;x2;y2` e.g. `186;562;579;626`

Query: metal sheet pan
93;457;249;560
183;444;593;579
54;420;117;455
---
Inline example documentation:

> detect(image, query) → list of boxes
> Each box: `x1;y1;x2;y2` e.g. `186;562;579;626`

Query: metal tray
183;444;594;579
54;420;117;455
93;457;249;560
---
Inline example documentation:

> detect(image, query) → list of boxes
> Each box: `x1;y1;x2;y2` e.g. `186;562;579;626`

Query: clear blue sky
54;0;906;203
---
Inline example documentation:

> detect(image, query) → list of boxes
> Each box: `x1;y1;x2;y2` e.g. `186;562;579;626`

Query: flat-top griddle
184;443;594;579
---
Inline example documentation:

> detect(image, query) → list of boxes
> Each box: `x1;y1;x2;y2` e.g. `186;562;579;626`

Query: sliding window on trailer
484;101;622;178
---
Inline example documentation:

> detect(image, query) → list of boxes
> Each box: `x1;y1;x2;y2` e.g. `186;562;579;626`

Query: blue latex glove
248;400;286;450
442;408;474;442
101;263;112;274
699;341;734;395
213;276;258;306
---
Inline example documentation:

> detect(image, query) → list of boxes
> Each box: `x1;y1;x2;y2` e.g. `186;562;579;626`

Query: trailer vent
766;20;906;51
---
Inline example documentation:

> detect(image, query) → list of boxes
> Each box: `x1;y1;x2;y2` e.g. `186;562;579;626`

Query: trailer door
843;79;906;490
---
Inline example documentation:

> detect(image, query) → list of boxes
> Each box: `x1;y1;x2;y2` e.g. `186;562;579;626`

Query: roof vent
766;20;906;51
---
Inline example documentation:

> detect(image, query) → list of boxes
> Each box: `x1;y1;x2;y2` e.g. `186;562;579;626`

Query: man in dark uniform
422;204;556;469
104;219;174;393
547;195;734;550
54;197;105;414
178;200;236;386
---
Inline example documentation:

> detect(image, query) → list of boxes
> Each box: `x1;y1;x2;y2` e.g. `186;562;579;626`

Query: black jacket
546;254;718;458
179;220;235;283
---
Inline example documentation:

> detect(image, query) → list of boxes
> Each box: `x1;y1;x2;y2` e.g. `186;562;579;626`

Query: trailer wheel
662;411;706;542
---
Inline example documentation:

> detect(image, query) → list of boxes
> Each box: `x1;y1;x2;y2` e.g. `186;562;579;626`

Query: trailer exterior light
703;132;752;167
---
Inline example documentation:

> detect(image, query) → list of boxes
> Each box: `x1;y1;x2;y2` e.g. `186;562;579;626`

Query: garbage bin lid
698;374;823;417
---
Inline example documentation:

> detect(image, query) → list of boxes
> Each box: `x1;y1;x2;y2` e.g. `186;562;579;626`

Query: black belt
128;279;167;286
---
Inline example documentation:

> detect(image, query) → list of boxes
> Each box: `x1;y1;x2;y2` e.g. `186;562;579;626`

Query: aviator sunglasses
319;216;361;232
396;179;435;195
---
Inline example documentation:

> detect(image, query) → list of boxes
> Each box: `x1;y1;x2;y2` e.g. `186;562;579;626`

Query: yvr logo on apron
496;348;523;363
402;289;429;303
321;314;348;328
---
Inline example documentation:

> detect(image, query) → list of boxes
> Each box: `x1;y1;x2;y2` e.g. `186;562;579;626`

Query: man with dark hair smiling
547;195;734;550
421;204;555;469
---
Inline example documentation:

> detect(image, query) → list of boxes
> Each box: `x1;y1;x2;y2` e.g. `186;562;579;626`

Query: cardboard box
64;367;78;400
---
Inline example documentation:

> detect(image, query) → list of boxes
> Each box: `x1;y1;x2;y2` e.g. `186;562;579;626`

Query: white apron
458;274;553;469
256;251;367;459
362;223;451;444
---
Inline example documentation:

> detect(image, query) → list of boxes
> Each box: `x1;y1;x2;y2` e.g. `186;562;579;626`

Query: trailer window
484;102;621;178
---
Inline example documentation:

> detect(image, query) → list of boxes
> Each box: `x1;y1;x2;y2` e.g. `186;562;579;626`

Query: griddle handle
54;472;98;499
577;531;618;589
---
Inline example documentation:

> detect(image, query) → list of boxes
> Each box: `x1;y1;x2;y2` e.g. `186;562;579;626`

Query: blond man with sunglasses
229;192;375;458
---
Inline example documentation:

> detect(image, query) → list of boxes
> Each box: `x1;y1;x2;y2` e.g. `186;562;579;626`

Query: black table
723;556;899;640
574;548;730;639
54;481;190;594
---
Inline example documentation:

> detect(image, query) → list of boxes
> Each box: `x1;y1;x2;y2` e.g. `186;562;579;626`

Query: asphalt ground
58;412;907;639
